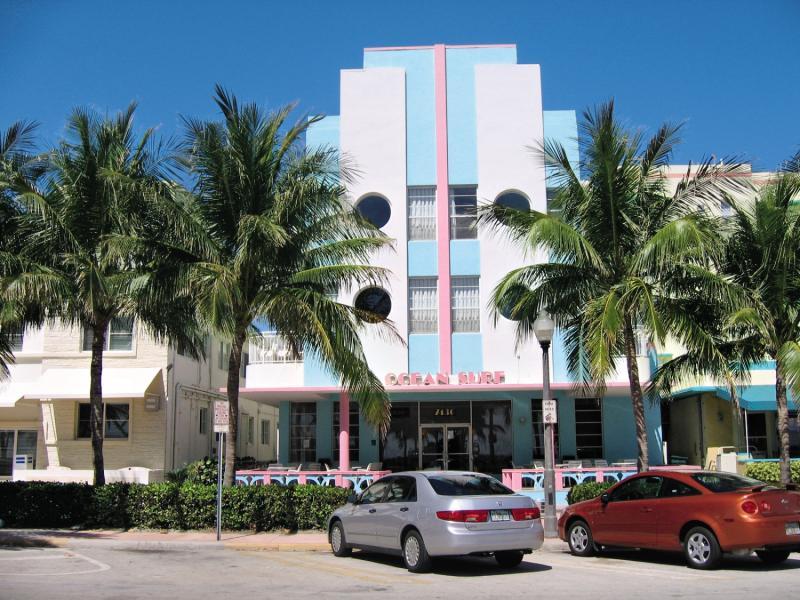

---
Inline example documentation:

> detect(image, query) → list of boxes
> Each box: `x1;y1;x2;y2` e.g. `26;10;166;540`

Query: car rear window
691;472;764;493
426;474;514;496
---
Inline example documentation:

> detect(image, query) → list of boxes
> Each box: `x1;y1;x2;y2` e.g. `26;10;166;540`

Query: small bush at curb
0;481;348;531
567;481;613;505
744;461;800;485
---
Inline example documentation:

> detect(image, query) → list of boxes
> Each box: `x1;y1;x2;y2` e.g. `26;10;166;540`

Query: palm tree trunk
623;318;649;472
223;328;246;486
775;360;792;485
90;319;108;486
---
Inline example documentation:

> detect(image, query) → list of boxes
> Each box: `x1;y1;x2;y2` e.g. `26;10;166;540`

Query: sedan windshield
692;472;765;493
427;474;514;496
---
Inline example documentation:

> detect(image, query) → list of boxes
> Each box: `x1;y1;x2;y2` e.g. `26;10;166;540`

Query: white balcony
246;334;304;388
249;334;303;364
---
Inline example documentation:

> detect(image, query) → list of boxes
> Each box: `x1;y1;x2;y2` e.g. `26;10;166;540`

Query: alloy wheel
687;532;711;565
404;535;420;567
331;525;342;553
570;524;589;553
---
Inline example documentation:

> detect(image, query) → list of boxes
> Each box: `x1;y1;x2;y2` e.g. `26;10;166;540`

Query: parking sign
214;401;229;433
543;399;558;424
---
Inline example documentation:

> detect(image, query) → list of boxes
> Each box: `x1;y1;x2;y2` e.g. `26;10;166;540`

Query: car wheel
567;520;595;557
402;530;432;573
495;550;524;568
683;526;722;570
330;521;351;557
755;550;791;565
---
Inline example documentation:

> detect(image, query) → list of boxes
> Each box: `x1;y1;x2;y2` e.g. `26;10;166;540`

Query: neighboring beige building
0;319;278;482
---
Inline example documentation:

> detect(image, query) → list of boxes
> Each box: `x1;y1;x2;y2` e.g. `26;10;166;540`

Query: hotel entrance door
420;424;471;471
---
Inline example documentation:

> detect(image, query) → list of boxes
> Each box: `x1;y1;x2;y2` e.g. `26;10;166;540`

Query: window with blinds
449;186;477;239
407;186;436;240
408;277;438;333
451;277;480;333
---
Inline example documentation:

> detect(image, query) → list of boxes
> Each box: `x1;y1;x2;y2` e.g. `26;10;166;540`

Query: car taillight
741;500;759;514
511;507;541;521
436;510;490;523
760;501;772;512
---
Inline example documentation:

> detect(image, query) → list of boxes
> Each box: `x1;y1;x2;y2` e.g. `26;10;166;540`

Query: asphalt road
1;539;798;600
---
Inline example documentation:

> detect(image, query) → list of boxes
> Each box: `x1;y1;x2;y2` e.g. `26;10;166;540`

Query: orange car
558;470;800;569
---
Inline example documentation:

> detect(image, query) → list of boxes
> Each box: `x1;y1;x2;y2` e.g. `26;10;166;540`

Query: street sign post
213;400;229;541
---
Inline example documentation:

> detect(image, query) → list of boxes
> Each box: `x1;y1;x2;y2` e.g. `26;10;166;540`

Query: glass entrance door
0;431;15;477
420;424;471;471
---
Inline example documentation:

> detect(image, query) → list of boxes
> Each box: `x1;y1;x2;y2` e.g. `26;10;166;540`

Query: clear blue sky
2;0;798;170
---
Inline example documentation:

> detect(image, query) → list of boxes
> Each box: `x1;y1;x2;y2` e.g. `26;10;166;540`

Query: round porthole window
354;287;392;322
356;195;391;229
495;191;530;212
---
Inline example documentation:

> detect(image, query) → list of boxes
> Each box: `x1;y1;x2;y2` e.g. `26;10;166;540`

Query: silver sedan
328;471;545;572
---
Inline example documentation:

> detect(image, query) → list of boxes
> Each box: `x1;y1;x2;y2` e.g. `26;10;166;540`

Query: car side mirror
600;493;610;505
347;492;358;504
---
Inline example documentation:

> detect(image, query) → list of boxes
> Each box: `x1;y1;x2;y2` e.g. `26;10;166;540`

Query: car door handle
400;507;409;512
369;508;377;513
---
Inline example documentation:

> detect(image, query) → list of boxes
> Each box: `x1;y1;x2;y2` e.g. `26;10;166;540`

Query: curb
225;543;330;552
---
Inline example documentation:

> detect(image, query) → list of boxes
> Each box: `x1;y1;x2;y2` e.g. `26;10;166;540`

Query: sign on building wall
214;401;230;433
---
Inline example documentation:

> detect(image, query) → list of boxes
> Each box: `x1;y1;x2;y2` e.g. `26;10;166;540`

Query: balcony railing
235;469;391;493
249;333;303;364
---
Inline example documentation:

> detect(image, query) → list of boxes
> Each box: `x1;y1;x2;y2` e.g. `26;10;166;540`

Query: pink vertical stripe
338;392;350;470
434;44;452;372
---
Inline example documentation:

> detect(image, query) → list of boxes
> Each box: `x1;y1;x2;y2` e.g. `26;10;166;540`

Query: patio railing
249;333;303;364
235;469;391;493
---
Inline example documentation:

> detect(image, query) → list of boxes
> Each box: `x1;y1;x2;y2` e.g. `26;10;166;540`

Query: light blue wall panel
645;397;664;465
408;240;437;276
602;396;637;463
316;399;333;461
409;334;439;373
450;239;480;275
358;411;380;464
306;115;340;152
364;49;436;185
303;350;338;386
278;401;290;463
512;395;533;466
556;394;576;458
451;333;483;372
446;47;516;185
543;110;579;177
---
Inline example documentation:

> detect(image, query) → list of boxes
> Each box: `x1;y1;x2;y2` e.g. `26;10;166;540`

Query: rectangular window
451;277;480;333
5;326;24;353
260;419;271;445
247;416;255;445
0;430;38;476
290;402;316;463
240;352;249;378
332;401;360;465
449;186;477;239
199;407;208;435
218;341;230;371
408;277;438;333
574;398;603;459
77;403;129;439
531;399;560;461
408;186;436;240
82;317;134;352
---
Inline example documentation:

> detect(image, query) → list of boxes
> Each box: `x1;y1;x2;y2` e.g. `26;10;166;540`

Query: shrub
744;461;800;485
126;483;182;529
0;482;94;527
91;483;131;528
185;458;218;486
254;485;295;531
567;481;614;505
292;485;350;530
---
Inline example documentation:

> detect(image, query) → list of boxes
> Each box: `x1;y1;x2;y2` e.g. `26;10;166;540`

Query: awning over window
0;382;35;408
671;384;792;412
20;368;163;401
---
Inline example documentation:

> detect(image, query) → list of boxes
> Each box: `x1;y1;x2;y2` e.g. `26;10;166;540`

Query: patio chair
581;459;594;469
566;460;582;469
267;463;287;470
533;461;544;469
287;463;302;472
593;459;609;468
364;462;383;471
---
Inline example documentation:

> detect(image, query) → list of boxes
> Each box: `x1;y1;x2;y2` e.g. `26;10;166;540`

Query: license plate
490;510;511;522
786;522;800;536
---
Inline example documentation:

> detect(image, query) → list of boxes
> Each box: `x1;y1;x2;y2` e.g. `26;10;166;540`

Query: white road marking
0;549;111;576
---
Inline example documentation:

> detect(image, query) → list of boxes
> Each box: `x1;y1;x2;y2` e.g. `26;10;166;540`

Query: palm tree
0;121;40;377
482;101;747;471
2;105;203;485
170;87;394;485
654;152;800;484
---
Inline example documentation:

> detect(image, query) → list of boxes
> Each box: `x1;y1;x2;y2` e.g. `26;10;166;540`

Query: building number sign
433;408;455;417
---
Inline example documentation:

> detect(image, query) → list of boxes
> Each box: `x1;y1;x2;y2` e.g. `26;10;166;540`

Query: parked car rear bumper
423;521;545;556
719;518;800;551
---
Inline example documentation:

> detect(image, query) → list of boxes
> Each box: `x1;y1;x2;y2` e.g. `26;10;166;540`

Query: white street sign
543;399;558;424
214;401;229;433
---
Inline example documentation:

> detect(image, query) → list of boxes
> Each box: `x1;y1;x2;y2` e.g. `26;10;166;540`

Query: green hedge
744;461;800;485
0;481;346;531
567;481;614;505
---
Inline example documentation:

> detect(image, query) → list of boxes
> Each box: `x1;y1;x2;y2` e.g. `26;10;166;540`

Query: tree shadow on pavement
0;531;59;550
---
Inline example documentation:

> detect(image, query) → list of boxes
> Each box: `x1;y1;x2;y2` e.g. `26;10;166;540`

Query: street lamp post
534;311;557;538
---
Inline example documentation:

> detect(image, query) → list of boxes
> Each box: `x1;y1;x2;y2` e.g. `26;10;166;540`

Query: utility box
14;455;34;472
715;447;738;473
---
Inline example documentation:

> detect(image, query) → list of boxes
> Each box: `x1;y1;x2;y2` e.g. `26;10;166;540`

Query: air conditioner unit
14;455;34;471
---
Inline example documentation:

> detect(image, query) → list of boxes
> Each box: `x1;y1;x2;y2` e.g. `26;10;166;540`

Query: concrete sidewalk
0;528;570;553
